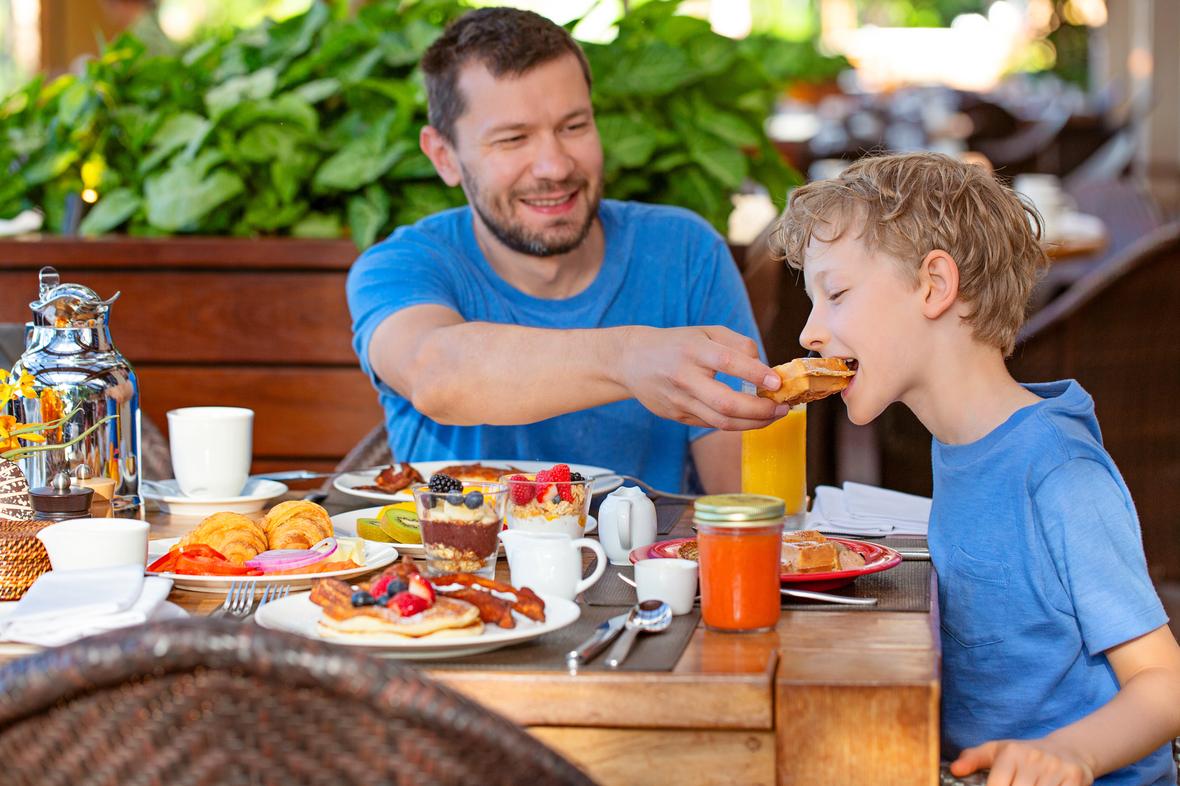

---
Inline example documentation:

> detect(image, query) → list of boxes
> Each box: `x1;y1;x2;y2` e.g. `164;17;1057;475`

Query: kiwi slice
355;518;395;543
379;508;421;544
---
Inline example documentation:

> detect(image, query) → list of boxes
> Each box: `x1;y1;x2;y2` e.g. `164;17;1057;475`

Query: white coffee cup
37;518;150;571
635;558;699;615
498;530;606;602
598;486;657;565
1013;174;1068;241
167;407;253;498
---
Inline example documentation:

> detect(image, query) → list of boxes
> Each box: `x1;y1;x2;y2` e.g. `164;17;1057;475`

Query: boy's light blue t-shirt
930;380;1173;785
346;199;762;492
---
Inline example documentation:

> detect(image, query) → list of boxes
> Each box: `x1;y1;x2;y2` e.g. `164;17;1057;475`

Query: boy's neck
905;339;1041;446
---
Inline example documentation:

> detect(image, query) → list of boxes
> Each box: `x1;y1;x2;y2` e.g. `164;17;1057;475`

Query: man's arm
691;430;741;494
951;625;1180;784
370;303;785;430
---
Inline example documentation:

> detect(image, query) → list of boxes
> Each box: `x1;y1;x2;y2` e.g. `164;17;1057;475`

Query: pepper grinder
29;470;95;523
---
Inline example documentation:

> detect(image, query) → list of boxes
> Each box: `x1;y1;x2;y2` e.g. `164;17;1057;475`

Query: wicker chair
0;619;594;786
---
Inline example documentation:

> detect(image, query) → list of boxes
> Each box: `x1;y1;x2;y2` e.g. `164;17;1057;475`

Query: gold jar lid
693;494;784;526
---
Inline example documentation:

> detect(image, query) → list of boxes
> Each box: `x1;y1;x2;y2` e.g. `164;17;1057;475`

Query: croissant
262;500;333;551
179;512;268;565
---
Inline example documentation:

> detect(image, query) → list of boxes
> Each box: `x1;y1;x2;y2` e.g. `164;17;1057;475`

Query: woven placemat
781;560;931;612
582;562;638;606
415;604;699;672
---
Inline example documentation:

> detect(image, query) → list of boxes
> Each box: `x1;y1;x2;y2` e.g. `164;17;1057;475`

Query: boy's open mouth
843;358;859;372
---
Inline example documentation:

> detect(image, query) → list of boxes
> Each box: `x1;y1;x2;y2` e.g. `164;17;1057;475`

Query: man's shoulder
604;200;723;240
359;206;471;263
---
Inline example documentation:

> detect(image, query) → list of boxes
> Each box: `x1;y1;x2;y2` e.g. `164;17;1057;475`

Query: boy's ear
420;126;462;187
918;249;960;320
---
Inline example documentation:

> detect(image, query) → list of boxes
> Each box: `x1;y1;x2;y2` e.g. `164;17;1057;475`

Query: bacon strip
430;573;546;622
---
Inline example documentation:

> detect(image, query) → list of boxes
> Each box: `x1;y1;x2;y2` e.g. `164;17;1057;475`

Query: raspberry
388;591;429;617
534;468;554;503
428;473;463;494
549;464;574;502
508;475;533;506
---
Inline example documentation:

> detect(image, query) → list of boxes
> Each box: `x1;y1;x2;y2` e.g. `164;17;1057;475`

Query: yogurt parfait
411;476;507;578
502;464;592;539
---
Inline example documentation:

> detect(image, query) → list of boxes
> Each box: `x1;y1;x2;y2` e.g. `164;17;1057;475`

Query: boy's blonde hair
772;152;1048;355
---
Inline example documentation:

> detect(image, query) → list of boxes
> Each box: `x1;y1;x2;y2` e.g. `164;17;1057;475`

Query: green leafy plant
0;0;836;247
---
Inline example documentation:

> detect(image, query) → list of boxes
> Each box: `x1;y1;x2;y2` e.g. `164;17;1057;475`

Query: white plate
147;538;398;593
254;589;580;659
330;508;598;555
333;460;622;504
142;478;288;517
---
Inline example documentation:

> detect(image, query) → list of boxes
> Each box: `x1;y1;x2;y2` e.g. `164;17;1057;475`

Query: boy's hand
951;737;1095;786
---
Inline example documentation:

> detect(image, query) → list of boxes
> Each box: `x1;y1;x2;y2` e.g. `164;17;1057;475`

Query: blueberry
446;492;464;506
464;490;484;509
351;591;377;607
375;592;392;605
387;579;408;595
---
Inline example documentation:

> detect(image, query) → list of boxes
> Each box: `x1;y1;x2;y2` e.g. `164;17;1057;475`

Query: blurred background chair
0;619;594;786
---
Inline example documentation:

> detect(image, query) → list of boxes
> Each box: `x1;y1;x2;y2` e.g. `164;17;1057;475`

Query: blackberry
429;473;463;494
570;471;585;482
463;490;484;509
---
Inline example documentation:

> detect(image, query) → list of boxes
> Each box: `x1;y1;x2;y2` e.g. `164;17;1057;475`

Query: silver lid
29;266;120;327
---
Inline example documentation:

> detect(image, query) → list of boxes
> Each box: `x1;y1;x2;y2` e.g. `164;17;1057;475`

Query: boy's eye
827;289;847;302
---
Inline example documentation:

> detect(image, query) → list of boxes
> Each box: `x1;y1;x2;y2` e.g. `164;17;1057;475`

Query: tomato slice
147;550;180;573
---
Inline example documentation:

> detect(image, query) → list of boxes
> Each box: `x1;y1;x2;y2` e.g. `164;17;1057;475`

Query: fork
589;473;701;502
210;580;255;618
252;583;291;616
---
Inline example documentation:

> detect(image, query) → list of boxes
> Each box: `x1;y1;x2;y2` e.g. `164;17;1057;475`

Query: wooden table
6;506;941;785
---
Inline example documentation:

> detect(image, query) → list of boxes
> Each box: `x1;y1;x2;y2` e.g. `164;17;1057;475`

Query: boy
772;152;1180;785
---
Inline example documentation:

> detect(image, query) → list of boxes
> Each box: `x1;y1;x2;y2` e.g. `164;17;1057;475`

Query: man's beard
462;164;602;257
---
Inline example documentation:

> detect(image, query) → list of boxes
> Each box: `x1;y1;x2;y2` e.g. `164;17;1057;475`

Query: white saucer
142;478;288;517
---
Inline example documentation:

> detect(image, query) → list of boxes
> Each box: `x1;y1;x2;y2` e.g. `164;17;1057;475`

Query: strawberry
533;468;554;503
508;474;534;506
408;573;435;604
369;575;393;599
388;591;429;617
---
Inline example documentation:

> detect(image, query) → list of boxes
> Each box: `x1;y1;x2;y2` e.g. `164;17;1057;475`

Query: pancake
311;578;480;637
316;616;484;641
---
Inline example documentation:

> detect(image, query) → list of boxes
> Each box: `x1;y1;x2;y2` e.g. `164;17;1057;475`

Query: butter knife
565;612;629;672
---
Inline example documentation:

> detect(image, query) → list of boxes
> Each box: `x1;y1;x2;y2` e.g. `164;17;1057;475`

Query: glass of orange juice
741;403;806;515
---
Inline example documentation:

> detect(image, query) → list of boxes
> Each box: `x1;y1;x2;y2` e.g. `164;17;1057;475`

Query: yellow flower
39;387;64;441
14;371;36;398
0;415;47;455
0;370;36;405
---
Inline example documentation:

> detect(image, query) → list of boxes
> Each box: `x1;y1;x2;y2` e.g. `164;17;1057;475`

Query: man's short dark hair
421;7;593;145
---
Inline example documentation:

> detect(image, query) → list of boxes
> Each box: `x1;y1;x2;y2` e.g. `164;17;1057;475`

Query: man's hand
618;325;785;430
951;737;1095;786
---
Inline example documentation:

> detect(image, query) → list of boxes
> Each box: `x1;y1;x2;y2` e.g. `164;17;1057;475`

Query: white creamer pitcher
597;486;657;565
498;530;605;601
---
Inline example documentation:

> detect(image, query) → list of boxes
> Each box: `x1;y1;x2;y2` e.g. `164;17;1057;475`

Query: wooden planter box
0;236;383;473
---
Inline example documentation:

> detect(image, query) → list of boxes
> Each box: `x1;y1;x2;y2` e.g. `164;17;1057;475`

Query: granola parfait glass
501;469;593;540
412;479;508;579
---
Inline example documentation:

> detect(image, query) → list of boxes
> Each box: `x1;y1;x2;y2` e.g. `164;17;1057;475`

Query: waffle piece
757;357;855;406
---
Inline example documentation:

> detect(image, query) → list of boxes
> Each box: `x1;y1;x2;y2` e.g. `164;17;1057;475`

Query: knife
565;612;629;672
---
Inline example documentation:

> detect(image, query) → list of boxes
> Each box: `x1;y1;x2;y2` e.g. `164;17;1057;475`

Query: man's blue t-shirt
346;199;762;492
929;380;1173;785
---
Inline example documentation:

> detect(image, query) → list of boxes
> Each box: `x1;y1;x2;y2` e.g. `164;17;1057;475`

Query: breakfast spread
310;557;545;639
503;464;591;536
149;500;365;576
674;530;867;575
413;474;505;574
757;357;856;406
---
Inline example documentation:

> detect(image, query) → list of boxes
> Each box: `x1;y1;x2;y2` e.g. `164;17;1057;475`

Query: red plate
629;536;902;591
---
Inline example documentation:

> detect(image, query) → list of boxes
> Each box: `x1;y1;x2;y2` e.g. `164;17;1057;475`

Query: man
346;7;784;493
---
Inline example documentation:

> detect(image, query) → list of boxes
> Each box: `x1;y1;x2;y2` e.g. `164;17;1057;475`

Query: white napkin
0;565;184;647
805;483;930;536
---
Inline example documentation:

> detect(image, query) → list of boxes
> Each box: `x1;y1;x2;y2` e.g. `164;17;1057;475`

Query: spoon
604;599;672;669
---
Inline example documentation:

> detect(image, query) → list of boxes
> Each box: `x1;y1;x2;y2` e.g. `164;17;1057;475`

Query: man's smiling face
449;54;603;257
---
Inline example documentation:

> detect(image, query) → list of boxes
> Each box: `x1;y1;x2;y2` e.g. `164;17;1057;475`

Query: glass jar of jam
694;494;783;633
